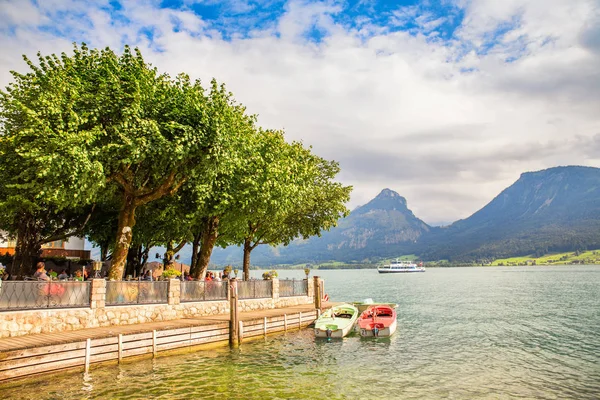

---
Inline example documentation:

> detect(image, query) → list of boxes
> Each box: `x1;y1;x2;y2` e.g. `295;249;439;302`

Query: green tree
186;120;257;279
0;49;104;276
1;44;253;280
223;130;351;280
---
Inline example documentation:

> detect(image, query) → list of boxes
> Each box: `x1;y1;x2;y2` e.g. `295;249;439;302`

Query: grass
491;250;600;266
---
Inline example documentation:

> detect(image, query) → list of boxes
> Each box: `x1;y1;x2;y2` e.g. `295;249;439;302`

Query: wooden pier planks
0;305;321;382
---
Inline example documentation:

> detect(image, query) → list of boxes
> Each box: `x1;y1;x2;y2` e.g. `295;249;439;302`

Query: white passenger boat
377;260;425;273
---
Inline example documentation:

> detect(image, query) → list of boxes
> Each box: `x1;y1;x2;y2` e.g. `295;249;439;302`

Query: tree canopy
0;43;351;279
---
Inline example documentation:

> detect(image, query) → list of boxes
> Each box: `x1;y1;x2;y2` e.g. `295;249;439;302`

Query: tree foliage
0;44;352;279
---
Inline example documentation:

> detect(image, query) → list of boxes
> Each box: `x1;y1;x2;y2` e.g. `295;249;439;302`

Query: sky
1;0;599;225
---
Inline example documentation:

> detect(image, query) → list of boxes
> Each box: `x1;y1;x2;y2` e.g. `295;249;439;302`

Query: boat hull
314;304;359;338
314;323;355;338
358;318;397;337
377;268;425;273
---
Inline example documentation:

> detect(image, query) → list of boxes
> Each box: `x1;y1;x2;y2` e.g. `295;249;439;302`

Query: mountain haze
209;188;431;264
421;166;600;261
207;165;600;265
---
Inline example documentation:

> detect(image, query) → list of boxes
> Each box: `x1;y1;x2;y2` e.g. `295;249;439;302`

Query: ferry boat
377;260;425;273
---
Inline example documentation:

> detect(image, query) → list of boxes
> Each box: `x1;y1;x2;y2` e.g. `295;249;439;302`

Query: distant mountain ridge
421;166;600;261
208;187;432;264
207;165;600;265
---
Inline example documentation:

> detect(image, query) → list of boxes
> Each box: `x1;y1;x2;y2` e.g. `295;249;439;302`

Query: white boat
377;260;425;273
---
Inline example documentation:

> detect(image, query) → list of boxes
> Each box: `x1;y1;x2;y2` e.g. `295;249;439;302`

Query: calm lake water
2;266;600;399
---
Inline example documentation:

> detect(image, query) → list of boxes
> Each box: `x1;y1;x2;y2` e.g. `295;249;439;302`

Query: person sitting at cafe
58;269;69;280
33;262;50;281
74;270;84;281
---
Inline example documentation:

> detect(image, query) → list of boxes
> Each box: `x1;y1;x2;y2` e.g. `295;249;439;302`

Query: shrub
162;268;182;279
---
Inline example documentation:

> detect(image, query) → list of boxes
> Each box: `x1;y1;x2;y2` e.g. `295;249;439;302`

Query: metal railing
0;281;91;310
106;281;168;306
238;280;273;299
181;281;228;302
279;279;308;297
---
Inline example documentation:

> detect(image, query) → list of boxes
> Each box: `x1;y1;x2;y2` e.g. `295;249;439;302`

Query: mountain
208;188;432;265
207;165;600;265
421;166;600;261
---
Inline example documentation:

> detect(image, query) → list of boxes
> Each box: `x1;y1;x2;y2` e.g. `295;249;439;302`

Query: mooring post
264;317;268;337
84;338;91;373
238;320;244;345
314;276;322;310
284;314;288;331
152;330;157;358
118;334;123;363
229;278;239;346
299;312;302;329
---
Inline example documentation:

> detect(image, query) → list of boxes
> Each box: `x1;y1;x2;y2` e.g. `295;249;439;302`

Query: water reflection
1;266;599;399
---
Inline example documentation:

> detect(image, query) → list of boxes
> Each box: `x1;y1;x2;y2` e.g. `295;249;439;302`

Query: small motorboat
314;303;359;338
357;305;397;337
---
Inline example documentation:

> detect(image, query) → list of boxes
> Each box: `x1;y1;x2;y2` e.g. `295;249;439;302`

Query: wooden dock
0;303;337;382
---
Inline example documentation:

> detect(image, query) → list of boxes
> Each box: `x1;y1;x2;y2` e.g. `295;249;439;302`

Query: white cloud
0;0;598;224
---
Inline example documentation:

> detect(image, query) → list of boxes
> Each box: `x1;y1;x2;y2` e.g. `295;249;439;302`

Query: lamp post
92;261;103;278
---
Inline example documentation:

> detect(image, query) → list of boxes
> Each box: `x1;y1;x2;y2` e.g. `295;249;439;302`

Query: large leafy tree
1;44;252;279
185;119;257;279
222;130;352;280
0;49;104;276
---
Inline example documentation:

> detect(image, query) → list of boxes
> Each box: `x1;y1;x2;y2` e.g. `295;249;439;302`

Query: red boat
357;305;397;337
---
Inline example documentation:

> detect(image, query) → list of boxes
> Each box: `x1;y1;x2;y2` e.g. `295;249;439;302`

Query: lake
2;265;599;399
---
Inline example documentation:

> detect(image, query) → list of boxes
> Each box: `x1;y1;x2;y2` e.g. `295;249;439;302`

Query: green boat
314;303;359;338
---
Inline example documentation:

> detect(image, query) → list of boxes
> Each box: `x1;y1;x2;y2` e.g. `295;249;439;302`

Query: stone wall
0;278;318;338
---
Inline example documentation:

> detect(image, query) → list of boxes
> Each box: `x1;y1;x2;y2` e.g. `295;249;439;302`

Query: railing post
307;277;314;298
314;276;321;310
229;279;239;347
271;278;279;300
46;281;51;308
90;279;106;309
168;279;180;305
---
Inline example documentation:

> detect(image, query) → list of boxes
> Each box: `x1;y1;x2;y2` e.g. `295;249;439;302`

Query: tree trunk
243;237;252;281
139;245;150;276
13;215;42;278
125;244;142;278
164;239;187;269
109;193;137;280
100;242;110;262
189;230;203;278
195;216;219;280
163;240;175;268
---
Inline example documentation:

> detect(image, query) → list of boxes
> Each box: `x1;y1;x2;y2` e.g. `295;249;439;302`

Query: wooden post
264;317;268;337
152;330;157;358
284;314;288;331
118;334;123;363
299;312;302;329
229;279;239;346
238;321;244;345
314;276;321;310
84;338;91;373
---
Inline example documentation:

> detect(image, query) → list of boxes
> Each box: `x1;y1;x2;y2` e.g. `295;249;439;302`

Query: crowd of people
0;261;233;282
30;262;89;281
